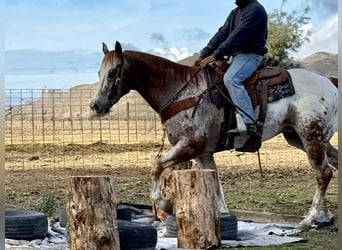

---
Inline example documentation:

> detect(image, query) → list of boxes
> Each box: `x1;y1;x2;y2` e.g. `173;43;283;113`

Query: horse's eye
108;69;117;79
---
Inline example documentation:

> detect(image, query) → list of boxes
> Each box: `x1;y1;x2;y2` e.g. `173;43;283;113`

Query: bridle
113;56;124;86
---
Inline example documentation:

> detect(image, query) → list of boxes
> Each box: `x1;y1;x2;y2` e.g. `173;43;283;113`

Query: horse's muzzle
90;100;110;116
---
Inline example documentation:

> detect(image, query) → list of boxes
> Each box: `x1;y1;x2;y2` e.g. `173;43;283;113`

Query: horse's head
90;41;130;116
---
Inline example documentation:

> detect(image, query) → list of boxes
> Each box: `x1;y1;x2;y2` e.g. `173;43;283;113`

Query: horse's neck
124;52;198;112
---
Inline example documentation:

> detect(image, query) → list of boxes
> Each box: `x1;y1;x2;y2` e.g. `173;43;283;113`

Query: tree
266;0;311;67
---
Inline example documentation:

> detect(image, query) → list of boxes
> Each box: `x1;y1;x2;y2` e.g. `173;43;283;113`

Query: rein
156;129;167;159
204;66;257;126
158;67;201;113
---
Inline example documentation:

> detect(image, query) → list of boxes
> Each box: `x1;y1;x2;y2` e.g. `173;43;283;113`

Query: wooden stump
154;161;193;220
66;176;120;250
172;169;221;249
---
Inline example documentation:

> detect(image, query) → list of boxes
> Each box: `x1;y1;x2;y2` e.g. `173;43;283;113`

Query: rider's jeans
223;53;264;125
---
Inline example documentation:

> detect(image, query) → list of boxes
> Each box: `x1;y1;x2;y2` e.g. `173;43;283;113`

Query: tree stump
66;176;120;250
172;169;221;249
154;161;193;220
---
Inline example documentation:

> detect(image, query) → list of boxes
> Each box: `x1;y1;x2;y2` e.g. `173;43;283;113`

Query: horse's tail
328;77;338;88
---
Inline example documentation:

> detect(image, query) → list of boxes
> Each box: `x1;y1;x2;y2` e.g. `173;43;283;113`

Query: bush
34;191;61;218
266;0;311;67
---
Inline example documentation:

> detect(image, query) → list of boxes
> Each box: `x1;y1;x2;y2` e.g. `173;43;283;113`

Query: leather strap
257;79;269;133
159;97;197;124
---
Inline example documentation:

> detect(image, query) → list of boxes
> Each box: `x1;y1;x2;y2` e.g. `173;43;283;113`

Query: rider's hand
199;55;216;69
193;56;203;67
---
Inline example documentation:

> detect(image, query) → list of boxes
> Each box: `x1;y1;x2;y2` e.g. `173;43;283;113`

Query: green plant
34;191;61;218
266;0;311;67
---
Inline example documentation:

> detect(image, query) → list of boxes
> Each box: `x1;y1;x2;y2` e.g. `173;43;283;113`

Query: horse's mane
123;50;194;77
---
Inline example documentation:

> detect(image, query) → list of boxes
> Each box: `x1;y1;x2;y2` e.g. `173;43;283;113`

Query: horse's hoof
154;198;173;215
296;222;310;232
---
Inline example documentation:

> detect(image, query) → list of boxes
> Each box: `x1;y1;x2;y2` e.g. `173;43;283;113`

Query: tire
220;213;238;240
164;212;238;240
117;203;153;220
118;220;157;250
5;209;48;240
117;205;133;220
119;203;152;210
58;204;138;225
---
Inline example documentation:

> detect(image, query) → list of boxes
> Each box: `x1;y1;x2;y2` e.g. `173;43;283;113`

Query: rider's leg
223;53;264;134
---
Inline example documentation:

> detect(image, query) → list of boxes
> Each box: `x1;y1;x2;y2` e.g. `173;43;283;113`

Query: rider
194;0;268;136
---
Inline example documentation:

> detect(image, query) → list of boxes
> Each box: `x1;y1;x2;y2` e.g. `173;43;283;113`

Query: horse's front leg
151;137;202;218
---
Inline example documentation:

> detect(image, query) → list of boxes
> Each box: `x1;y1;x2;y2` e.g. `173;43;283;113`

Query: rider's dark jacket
200;0;268;59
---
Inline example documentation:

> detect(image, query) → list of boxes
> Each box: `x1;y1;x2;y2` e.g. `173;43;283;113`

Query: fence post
66;176;120;250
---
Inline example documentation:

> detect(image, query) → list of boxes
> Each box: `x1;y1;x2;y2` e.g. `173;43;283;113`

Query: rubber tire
118;220;157;250
117;203;153;220
117;205;133;220
58;204;138;225
164;213;238;240
220;212;238;240
5;209;48;240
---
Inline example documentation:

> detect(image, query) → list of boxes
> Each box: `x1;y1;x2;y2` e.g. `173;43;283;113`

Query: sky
4;0;338;61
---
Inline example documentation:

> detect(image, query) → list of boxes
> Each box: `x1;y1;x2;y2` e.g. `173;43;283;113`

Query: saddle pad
245;72;295;108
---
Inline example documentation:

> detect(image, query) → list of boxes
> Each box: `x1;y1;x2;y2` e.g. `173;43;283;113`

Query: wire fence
5;88;339;170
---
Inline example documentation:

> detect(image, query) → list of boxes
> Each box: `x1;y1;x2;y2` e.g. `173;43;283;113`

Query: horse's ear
115;41;123;57
102;42;109;55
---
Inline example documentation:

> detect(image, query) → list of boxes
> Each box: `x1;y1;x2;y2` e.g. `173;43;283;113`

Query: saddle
206;61;295;152
244;66;292;107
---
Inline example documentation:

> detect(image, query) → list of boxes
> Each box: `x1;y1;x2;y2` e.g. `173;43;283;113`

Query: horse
90;41;338;231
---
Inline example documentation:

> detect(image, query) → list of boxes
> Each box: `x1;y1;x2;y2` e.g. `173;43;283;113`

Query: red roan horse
90;41;338;231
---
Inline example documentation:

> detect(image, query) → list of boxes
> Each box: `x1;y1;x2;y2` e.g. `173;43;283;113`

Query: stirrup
228;124;258;136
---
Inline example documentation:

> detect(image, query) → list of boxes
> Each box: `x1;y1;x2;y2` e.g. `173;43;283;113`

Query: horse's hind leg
327;142;338;169
283;128;338;169
298;125;334;231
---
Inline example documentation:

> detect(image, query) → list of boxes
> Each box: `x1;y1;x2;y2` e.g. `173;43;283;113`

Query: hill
298;52;338;77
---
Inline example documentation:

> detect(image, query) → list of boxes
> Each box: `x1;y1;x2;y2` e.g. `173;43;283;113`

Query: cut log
66;176;120;250
172;169;221;249
153;161;192;220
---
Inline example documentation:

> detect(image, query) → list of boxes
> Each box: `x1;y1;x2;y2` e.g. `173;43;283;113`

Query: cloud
180;28;210;41
148;47;192;61
292;14;338;59
149;33;166;45
307;0;337;15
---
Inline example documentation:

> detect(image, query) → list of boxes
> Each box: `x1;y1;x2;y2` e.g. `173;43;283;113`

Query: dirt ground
5;143;338;249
